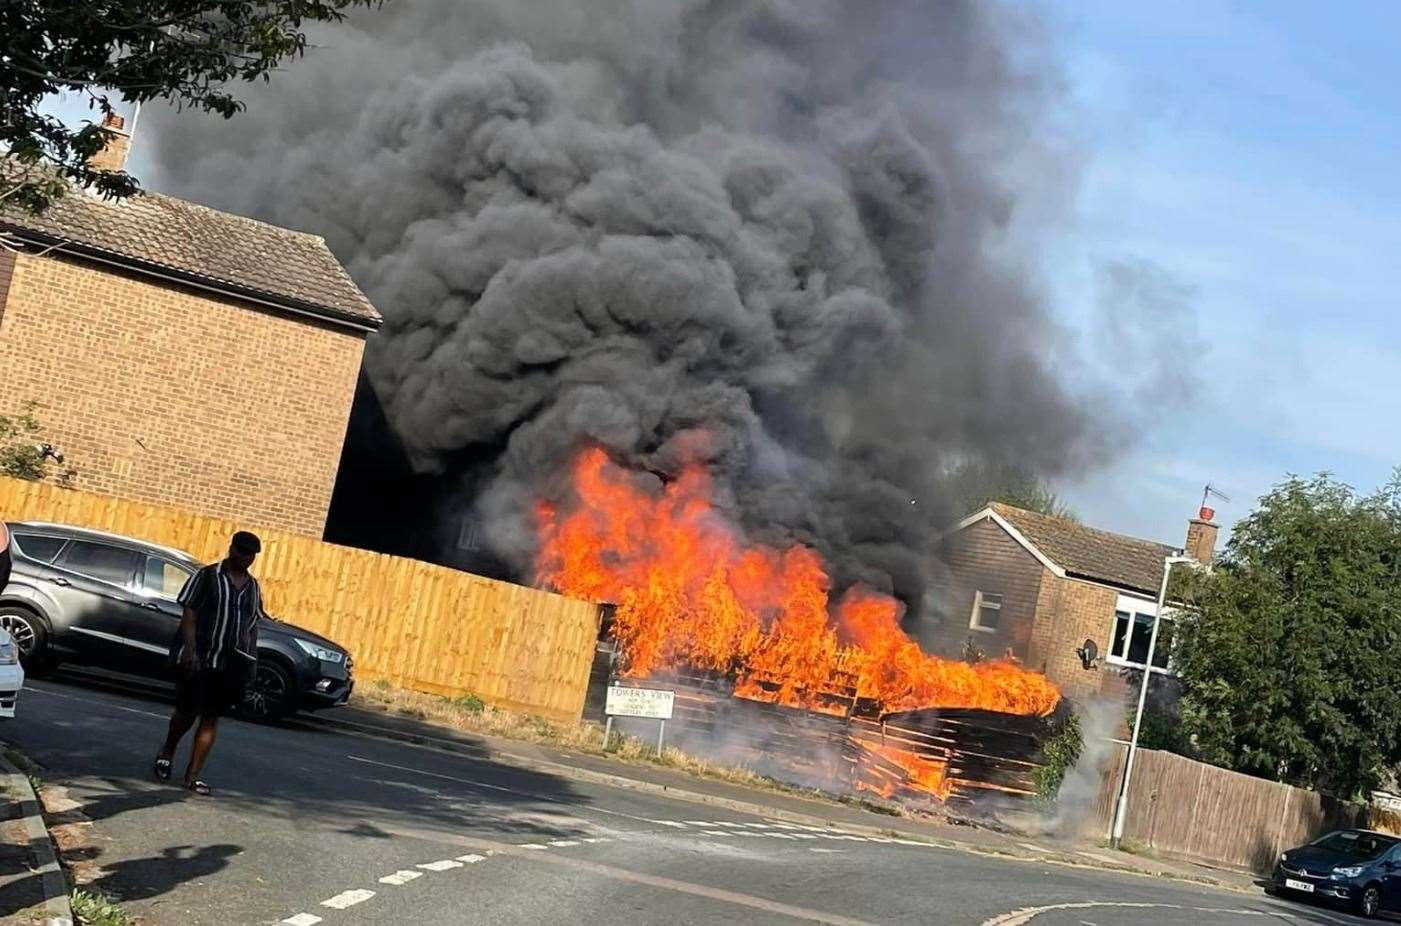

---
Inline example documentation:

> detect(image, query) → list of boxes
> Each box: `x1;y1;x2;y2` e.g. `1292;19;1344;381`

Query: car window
55;540;141;586
141;556;193;599
10;533;65;564
1312;830;1397;859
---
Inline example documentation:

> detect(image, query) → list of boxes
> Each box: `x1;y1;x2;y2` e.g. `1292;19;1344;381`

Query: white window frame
969;590;1003;633
1105;592;1175;675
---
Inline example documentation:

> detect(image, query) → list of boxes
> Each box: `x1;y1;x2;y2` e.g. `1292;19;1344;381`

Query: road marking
344;755;662;826
378;870;422;886
809;848;843;854
978;902;1312;926
767;833;796;839
518;843;548;850
703;830;730;836
651;820;688;828
1018;843;1051;853
418;859;464;871
581;837;610;843
549;839;580;847
457;854;486;863
320;889;375;910
26;683;168;720
684;820;711;825
791;833;818;839
710;821;740;827
282;916;322;926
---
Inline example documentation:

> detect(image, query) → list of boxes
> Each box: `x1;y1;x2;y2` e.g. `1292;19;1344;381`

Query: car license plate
1285;878;1314;893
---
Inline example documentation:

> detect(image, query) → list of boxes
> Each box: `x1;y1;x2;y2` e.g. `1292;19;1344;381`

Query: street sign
605;685;675;720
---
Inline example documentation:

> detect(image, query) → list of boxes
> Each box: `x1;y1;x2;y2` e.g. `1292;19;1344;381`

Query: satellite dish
1076;638;1099;671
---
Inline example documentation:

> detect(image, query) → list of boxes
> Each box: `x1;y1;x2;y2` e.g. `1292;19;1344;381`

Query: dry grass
355;681;847;801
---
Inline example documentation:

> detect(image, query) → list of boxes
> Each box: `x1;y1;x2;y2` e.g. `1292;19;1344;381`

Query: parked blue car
1273;829;1400;918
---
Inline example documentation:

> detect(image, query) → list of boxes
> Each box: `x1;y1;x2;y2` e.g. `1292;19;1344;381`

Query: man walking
154;531;266;795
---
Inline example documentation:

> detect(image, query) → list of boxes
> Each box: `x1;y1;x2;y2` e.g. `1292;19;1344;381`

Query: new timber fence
0;477;602;722
1083;744;1374;873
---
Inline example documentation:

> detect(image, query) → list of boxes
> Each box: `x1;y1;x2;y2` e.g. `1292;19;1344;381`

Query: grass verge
71;889;137;926
2;744;43;794
355;680;910;815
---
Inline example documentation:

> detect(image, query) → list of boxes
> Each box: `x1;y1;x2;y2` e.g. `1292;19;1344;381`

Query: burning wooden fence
593;660;1051;806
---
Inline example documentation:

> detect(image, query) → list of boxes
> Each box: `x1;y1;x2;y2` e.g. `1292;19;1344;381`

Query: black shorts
176;668;245;717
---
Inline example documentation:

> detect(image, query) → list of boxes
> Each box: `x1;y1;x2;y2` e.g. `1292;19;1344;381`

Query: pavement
0;671;1379;926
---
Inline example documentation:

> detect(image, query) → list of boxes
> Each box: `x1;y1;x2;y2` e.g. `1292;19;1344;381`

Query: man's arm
178;605;197;670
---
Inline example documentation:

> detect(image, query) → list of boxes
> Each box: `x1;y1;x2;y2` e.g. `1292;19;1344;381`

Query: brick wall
927;516;1044;661
1028;571;1121;702
0;251;366;536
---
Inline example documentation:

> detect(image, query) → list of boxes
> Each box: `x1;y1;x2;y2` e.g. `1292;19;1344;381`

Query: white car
0;626;23;718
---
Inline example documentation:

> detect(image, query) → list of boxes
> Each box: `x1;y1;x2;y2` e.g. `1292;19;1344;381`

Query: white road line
767;833;796;840
741;822;772;829
977;902;1310;926
703;831;730;836
684;821;712;826
710;821;740;827
378;870;422;886
282;915;322;926
344;755;662;826
581;837;610;843
418;859;464;871
766;822;802;830
457;854;486;863
26;683;169;720
518;843;548;850
320;889;375;910
794;824;828;832
549;840;580;847
791;833;818;840
808;848;843;854
1017;843;1051;854
651;820;688;828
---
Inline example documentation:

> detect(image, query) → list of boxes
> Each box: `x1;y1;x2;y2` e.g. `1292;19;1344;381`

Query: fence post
1272;785;1294;864
1186;759;1208;858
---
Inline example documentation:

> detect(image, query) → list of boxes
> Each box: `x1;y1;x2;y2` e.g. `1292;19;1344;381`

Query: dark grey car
0;522;353;720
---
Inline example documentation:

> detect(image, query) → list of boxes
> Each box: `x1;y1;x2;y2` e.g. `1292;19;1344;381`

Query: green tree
1;0;381;211
0;403;49;480
950;461;1077;521
1171;472;1401;798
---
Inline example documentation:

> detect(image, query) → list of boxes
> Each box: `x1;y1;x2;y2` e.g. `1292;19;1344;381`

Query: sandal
153;757;172;782
186;779;211;796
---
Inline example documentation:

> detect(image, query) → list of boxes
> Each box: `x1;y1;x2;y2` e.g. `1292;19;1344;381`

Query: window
142;556;193;599
969;591;1003;632
1109;609;1173;671
11;533;65;564
55;540;141;586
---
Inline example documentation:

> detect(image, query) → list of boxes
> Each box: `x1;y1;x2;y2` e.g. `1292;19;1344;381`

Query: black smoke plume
149;1;1139;619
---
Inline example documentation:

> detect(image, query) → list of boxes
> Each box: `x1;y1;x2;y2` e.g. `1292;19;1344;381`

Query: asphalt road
0;675;1377;926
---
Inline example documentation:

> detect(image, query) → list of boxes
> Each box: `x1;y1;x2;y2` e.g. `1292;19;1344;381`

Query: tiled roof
989;503;1180;596
0;172;379;328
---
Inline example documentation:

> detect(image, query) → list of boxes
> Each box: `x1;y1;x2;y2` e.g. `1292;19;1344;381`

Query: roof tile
990;503;1180;596
0;171;379;327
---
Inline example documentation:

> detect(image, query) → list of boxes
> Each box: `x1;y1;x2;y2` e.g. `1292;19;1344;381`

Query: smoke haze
149;0;1162;616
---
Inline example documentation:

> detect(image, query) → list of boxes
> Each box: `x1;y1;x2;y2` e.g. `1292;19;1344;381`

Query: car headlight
0;641;15;666
294;639;344;663
1333;866;1365;878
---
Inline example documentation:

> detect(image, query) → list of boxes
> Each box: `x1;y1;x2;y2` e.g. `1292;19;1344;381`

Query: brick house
930;503;1219;703
0;132;380;536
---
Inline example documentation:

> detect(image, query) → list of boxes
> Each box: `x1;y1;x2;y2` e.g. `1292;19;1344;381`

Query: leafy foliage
0;403;48;480
71;888;137;926
1034;709;1083;803
1;0;381;211
1130;704;1191;755
1172;472;1401;798
951;461;1077;521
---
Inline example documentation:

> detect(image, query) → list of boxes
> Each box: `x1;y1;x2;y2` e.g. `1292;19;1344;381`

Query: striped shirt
176;562;265;671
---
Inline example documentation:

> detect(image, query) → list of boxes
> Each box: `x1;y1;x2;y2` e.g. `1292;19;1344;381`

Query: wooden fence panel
0;477;601;721
1084;742;1374;873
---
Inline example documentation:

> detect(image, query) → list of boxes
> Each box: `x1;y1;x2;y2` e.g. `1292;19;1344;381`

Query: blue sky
1041;0;1401;548
55;2;1401;552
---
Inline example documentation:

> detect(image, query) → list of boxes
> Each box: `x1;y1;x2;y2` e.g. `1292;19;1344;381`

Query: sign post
605;685;676;755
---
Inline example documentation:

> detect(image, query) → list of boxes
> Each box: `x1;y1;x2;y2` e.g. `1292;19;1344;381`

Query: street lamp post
1110;552;1196;849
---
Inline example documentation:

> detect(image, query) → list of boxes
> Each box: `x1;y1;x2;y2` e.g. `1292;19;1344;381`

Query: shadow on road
86;843;242;903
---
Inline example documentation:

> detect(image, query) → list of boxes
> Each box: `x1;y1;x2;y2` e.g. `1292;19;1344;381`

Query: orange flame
536;448;1060;719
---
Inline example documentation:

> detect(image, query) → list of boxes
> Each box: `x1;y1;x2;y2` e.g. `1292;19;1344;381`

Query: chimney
1185;505;1219;566
86;112;132;173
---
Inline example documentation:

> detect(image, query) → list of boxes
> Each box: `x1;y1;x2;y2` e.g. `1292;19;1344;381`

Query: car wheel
0;607;51;674
1358;883;1381;918
240;659;295;722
